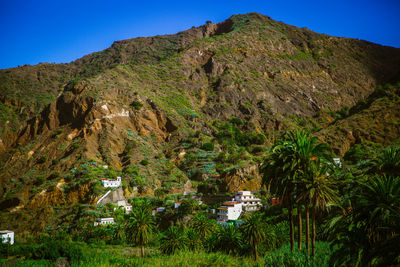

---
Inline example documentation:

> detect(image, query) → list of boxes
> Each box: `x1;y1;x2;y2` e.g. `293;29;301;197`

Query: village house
101;176;121;188
0;230;14;245
217;201;243;222
114;200;132;213
152;207;166;216
173;201;182;209
333;158;342;168
93;218;115;226
234;191;262;212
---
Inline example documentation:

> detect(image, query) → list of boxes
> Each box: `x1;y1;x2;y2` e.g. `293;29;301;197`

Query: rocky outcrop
221;164;262;192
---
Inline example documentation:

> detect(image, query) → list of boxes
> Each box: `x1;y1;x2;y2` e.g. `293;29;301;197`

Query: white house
152;207;166;216
234;191;262;212
333;158;342;168
94;218;115;226
114;200;132;214
173;201;182;209
217;201;242;222
101;177;121;188
0;230;14;245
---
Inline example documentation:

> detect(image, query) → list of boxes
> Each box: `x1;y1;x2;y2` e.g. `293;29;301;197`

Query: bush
3;240;84;261
37;156;47;164
140;159;149;166
130;101;143;110
47;172;60;180
201;142;214;151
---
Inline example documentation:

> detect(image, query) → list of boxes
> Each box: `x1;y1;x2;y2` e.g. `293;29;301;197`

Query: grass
2;245;263;267
2;242;336;267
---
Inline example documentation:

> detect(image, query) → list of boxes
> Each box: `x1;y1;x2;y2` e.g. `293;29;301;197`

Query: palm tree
240;213;265;261
211;225;242;255
371;147;400;176
186;228;202;251
159;226;188;254
302;159;339;256
190;213;216;239
126;206;155;257
262;130;332;253
328;175;400;266
262;138;296;250
353;175;400;245
284;130;331;252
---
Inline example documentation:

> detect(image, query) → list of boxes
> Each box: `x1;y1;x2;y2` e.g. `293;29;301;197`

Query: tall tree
240;213;265;261
262;138;296;250
126;206;155;257
304;159;339;256
263;130;332;253
284;130;331;252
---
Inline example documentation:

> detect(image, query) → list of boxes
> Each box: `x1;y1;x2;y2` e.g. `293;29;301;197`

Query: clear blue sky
1;0;399;69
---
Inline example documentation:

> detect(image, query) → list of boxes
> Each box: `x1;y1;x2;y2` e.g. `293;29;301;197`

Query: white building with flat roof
101;177;121;188
333;158;342;168
94;218;115;226
0;230;14;245
114;200;132;213
234;191;262;212
217;201;242;222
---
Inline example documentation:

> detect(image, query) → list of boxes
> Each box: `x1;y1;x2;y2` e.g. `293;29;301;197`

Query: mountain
1;12;400;232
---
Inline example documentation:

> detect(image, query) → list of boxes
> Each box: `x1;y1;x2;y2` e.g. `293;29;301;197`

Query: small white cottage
101;177;121;188
94;218;115;226
0;230;14;245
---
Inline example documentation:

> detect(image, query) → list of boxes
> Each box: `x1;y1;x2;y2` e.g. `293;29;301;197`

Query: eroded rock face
221;164;262;192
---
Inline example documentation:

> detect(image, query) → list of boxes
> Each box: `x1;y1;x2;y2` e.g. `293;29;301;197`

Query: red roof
223;201;240;206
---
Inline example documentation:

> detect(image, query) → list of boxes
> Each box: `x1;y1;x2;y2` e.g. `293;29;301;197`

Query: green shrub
37;156;47;164
140;159;149;166
130;100;143;110
201;142;214;151
47;172;60;180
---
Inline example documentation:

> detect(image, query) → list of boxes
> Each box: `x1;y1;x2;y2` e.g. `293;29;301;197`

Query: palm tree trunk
141;243;145;257
311;204;316;257
288;200;294;251
298;204;302;250
254;242;258;261
305;202;310;255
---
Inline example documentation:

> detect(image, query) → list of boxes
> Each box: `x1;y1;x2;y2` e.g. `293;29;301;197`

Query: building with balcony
234;191;262;211
217;201;242;222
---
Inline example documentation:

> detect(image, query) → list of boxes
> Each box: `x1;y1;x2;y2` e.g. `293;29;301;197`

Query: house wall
1;232;14;245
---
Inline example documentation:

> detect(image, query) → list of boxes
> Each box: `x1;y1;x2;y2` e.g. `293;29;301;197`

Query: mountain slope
1;12;400;233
